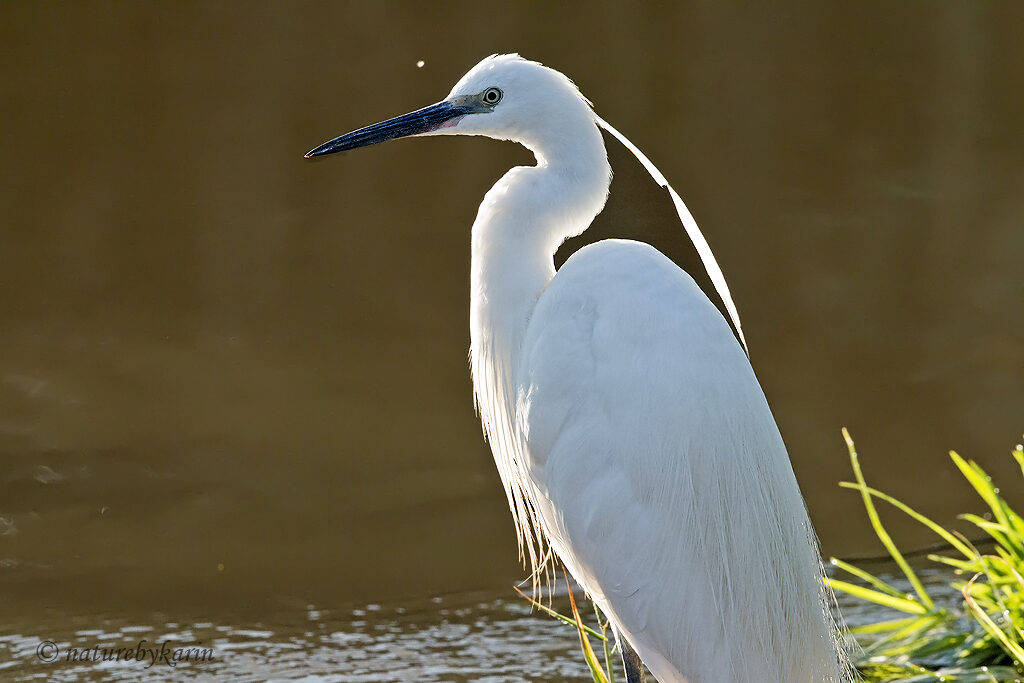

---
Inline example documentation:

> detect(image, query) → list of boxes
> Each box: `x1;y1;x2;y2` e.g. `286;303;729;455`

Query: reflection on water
0;570;947;682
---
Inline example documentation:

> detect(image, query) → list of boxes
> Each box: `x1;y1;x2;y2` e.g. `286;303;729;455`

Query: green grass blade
959;515;1021;557
565;577;609;683
843;428;935;610
898;667;1021;683
836;481;976;560
513;585;607;640
857;613;950;659
830;557;909;599
951;453;1010;529
962;574;1024;662
595;603;615;683
846;615;924;635
828;578;929;614
927;553;979;571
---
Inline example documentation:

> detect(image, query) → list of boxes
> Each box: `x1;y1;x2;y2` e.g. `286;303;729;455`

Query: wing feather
516;239;840;682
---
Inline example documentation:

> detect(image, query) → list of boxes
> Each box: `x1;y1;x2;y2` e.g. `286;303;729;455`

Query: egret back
516;239;842;682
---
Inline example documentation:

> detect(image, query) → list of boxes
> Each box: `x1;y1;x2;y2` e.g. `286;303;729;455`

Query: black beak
304;100;475;158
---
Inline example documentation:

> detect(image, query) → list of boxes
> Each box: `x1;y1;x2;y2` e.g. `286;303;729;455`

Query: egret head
305;54;597;159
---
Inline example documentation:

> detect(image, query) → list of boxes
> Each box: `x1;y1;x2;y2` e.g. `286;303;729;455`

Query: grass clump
829;429;1024;682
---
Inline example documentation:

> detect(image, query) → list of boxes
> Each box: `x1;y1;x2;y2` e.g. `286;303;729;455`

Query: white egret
307;54;844;683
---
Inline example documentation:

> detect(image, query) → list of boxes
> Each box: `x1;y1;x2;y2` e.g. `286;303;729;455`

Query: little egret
307;55;844;682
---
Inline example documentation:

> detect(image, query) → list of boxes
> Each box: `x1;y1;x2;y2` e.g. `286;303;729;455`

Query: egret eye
482;87;503;105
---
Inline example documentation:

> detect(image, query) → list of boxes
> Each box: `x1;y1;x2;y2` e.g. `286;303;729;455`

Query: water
1;2;1022;679
0;570;947;682
0;592;590;681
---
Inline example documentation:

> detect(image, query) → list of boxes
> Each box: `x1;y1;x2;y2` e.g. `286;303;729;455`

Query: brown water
1;2;1022;680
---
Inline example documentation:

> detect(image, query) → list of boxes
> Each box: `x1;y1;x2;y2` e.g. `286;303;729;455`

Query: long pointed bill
304;100;474;158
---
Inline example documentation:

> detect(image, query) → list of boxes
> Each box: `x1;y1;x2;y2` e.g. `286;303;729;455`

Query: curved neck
467;113;610;568
470;119;611;375
468;117;611;445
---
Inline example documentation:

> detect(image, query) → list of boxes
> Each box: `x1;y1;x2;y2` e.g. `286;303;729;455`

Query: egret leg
618;634;646;683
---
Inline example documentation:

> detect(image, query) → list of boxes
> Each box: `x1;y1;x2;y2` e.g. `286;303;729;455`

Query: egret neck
468;113;612;566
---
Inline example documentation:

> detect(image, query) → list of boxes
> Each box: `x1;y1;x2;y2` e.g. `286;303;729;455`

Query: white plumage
307;54;844;683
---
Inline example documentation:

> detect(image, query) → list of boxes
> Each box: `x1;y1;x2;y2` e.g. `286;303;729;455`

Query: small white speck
416;60;425;68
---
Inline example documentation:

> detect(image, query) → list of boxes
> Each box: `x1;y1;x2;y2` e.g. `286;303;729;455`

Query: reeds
828;430;1024;681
